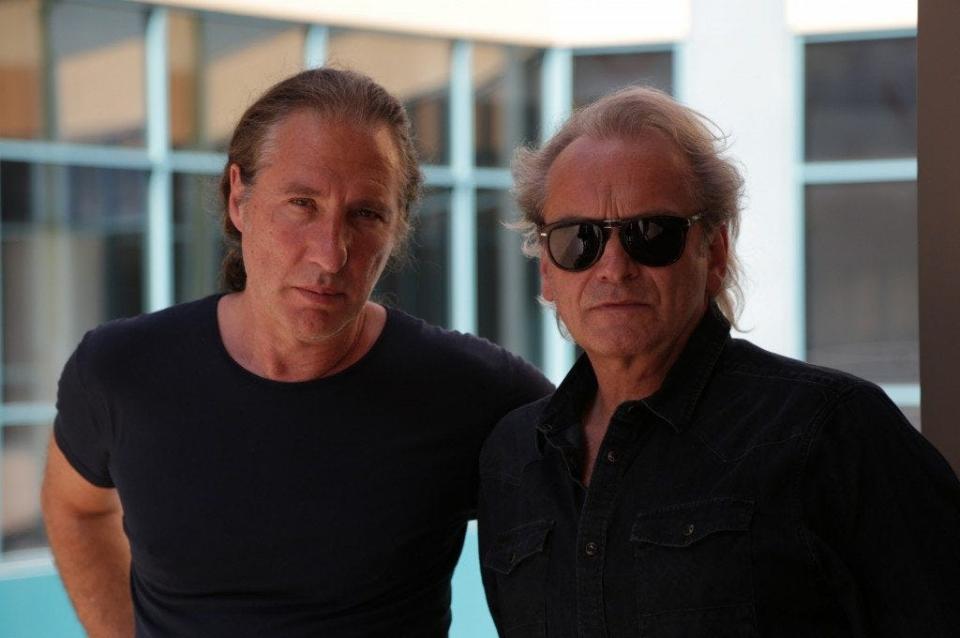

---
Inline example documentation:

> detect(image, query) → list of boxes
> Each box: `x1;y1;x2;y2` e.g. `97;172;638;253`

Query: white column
540;47;576;384
678;0;802;359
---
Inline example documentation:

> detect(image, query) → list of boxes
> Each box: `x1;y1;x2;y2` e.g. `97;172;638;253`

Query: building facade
0;0;918;633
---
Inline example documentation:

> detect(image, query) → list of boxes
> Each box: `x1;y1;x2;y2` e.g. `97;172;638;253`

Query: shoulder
480;395;552;483
72;295;220;386
693;338;896;459
383;307;553;394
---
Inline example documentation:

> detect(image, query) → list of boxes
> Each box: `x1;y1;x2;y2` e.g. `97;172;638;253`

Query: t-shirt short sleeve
54;335;115;488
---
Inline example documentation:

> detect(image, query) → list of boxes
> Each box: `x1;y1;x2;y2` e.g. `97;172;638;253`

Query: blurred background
0;0;919;634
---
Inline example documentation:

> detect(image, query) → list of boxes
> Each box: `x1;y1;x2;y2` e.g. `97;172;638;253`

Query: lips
588;299;650;310
292;286;346;303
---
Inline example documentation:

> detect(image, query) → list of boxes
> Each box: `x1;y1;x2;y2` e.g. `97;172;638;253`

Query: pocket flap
630;498;753;548
483;519;554;575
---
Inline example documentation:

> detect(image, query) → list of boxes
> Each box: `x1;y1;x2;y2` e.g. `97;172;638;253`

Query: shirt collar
537;302;730;441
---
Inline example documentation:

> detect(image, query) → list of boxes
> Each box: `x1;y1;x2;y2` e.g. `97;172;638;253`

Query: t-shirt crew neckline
206;292;394;389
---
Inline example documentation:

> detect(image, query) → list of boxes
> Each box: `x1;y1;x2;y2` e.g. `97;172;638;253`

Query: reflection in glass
47;0;148;145
327;31;451;164
805;38;916;161
0;0;44;139
477;190;542;368
573;51;673;108
474;46;542;167
169;11;305;151
174;173;223;303
375;189;449;328
2;424;50;554
1;161;146;404
805;181;918;384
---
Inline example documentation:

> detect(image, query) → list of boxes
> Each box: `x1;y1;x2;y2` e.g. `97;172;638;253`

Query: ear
705;225;729;297
539;246;556;303
228;164;247;233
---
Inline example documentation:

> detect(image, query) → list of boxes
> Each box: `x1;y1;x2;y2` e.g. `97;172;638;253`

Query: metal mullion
449;40;476;334
0;148;4;556
572;42;675;57
1;404;57;426
495;48;527;354
168;150;226;175
472;167;512;190
304;24;329;68
0;141;151;170
794;36;807;362
146;7;173;312
802;158;917;184
539;47;575;384
40;0;57;141
803;29;916;45
421;165;456;187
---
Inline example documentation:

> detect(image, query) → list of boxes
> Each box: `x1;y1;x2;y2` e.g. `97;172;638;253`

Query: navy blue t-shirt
54;294;553;637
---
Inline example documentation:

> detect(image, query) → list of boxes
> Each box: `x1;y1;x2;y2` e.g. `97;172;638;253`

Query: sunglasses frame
538;212;705;272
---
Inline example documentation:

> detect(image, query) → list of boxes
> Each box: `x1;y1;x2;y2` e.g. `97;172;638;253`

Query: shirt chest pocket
483;519;554;638
630;498;758;637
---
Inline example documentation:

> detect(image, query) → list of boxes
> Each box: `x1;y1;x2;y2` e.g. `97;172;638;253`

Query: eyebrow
547;210;685;224
280;182;328;197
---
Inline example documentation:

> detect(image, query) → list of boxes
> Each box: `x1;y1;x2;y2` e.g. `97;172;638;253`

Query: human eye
351;206;388;223
289;197;314;209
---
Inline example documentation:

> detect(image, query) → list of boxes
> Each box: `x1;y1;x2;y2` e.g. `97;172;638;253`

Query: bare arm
41;434;133;637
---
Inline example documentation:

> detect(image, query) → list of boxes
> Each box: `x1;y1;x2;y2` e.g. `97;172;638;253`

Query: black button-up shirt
478;304;960;638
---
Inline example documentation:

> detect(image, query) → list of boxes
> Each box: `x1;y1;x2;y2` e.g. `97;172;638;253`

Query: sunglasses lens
548;222;603;271
622;217;687;266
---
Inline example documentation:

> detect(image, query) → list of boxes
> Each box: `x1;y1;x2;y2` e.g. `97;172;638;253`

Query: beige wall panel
141;0;689;46
204;28;304;143
58;39;145;142
327;33;449;100
0;0;41;65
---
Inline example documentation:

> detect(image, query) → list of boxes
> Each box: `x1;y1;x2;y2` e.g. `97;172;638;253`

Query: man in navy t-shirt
42;68;552;637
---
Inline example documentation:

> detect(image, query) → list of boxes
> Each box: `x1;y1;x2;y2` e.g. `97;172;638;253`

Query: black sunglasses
538;213;705;271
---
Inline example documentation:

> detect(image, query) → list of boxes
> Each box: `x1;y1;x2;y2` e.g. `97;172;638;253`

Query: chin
286;308;347;342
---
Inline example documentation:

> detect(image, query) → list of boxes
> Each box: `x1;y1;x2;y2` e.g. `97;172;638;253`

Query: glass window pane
805;181;918;384
1;161;146;404
474;46;542;168
573;51;673;108
327;31;451;164
2;424;50;554
170;12;305;151
0;0;44;139
805;38;916;161
476;190;543;367
48;0;147;145
174;173;223;303
374;189;449;327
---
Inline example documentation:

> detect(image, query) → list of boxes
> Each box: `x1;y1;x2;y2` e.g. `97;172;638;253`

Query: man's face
229;110;402;343
539;131;727;364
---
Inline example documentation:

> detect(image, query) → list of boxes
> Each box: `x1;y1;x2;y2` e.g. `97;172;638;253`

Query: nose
307;213;349;273
593;227;637;282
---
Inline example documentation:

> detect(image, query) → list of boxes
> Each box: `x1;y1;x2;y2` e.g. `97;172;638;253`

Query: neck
218;293;383;382
586;309;703;426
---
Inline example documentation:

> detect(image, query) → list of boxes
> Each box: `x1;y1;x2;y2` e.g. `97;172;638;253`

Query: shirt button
584;541;599;557
605;450;618;464
683;524;695;537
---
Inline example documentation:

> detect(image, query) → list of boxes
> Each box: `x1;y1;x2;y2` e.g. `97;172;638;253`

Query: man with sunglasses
478;86;960;637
